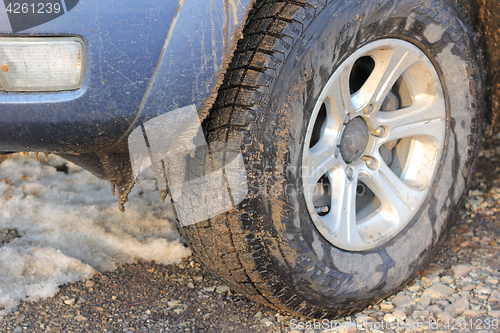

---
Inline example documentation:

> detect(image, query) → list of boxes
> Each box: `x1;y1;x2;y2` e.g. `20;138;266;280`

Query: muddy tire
179;0;484;318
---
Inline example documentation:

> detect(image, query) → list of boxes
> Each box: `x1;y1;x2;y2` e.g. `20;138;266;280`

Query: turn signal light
0;37;85;92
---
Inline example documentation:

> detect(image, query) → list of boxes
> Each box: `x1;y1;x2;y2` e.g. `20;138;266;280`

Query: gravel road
1;133;500;333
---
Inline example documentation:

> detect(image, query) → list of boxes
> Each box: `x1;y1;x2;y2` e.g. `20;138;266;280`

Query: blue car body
0;0;253;154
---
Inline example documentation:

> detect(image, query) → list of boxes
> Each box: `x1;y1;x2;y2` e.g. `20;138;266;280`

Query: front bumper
0;0;252;154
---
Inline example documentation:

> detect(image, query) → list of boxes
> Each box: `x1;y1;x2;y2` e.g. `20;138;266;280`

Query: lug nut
366;157;378;170
363;104;374;114
346;167;354;181
370;126;386;137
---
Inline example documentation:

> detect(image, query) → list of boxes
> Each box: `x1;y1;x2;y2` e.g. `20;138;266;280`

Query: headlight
0;37;85;92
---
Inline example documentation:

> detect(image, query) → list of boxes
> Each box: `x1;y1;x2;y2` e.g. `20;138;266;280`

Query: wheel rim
302;39;446;251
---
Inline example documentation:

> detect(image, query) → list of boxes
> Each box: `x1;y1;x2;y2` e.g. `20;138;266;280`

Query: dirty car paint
0;0;253;154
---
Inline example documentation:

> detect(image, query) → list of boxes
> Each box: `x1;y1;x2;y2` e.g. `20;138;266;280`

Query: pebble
420;277;433;288
477;287;492;294
74;315;86;322
355;314;372;323
452;265;474;279
392;295;413;308
418;296;431;306
462;283;476;291
203;286;216;293
433;299;451;309
391;309;406;322
412;310;428;320
445;298;469;316
63;298;75;306
216;285;229;293
436;311;454;323
440;275;454;284
379;302;394;310
486;278;499;285
187;282;194;289
423;282;455;299
463;309;487;317
253;311;263;320
193;276;203;282
427;305;443;313
167;300;181;307
84;280;95;288
228;314;239;321
407;284;420;292
173;304;187;314
383;313;395;322
275;313;288;323
422;265;444;276
489;290;500;301
260;318;274;327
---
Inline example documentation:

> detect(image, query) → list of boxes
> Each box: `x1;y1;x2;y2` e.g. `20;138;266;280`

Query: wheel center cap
339;117;369;163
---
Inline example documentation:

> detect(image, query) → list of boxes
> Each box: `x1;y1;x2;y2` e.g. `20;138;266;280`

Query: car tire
179;0;484;318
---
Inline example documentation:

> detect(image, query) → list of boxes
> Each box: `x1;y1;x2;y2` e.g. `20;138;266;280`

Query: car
0;0;498;319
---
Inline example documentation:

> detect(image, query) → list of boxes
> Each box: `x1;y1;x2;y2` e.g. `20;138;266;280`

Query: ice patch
0;153;191;315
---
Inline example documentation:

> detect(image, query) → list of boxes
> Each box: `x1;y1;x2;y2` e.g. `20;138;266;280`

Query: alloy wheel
302;39;447;251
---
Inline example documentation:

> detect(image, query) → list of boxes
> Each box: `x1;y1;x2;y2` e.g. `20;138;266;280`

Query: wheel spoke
305;151;342;186
324;167;364;245
359;44;422;108
385;117;444;143
376;102;445;143
307;144;338;170
350;90;364;111
326;67;355;118
361;157;423;224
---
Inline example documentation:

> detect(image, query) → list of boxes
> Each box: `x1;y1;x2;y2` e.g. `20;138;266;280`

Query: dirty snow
0;153;191;315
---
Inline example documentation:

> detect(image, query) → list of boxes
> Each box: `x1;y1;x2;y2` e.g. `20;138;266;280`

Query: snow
0;153;191;315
